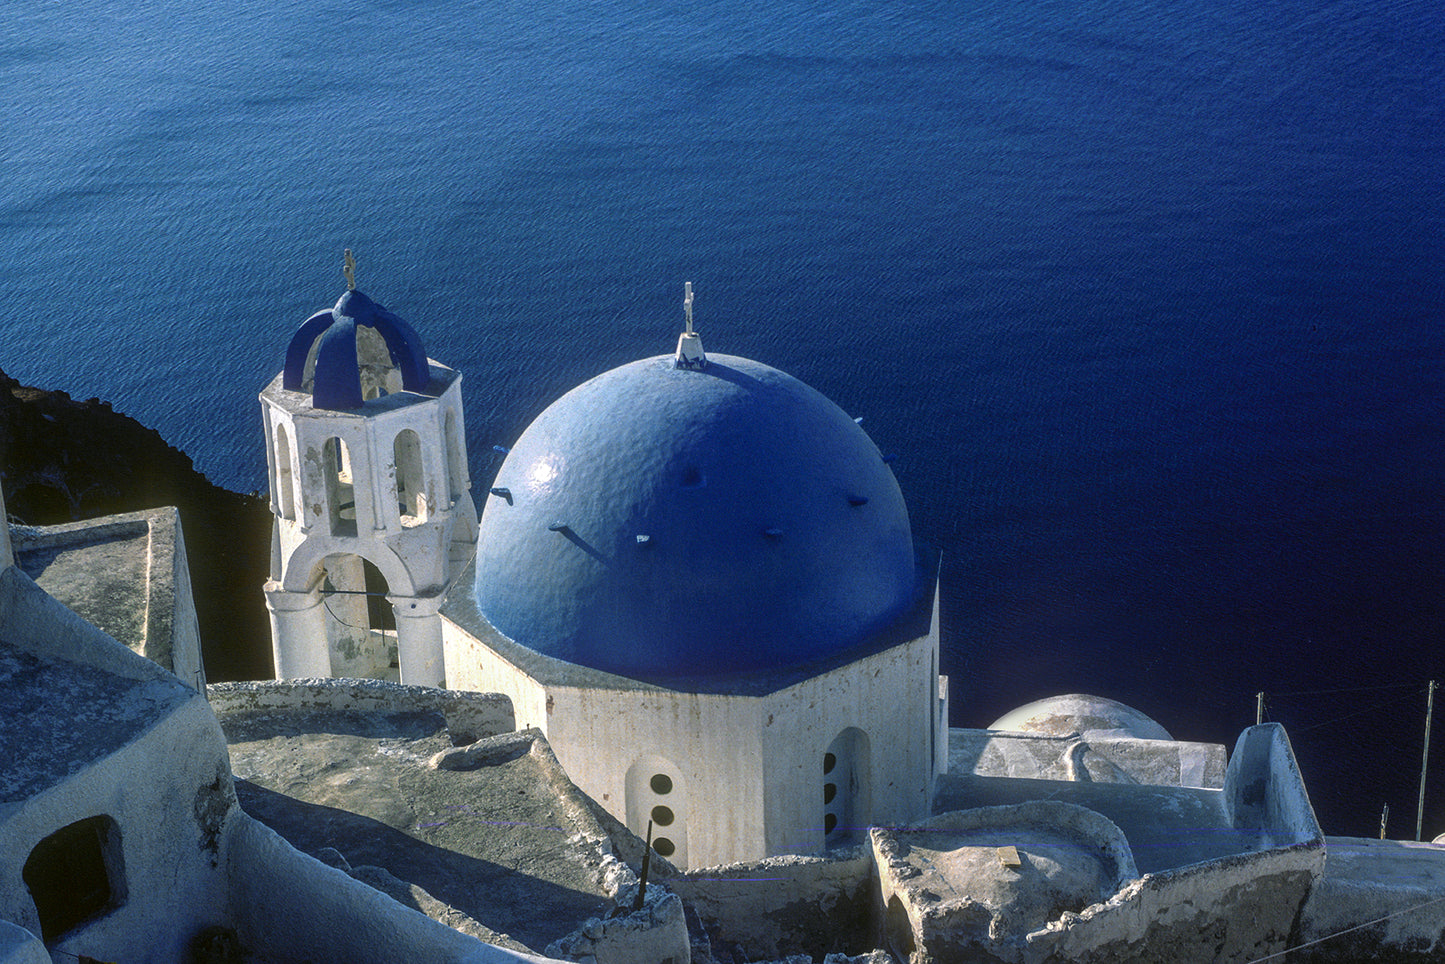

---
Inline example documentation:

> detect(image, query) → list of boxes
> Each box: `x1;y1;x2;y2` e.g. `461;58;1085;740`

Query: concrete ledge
207;678;514;743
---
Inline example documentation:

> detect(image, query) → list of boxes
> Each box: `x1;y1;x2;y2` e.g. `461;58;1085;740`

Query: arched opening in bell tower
318;553;398;680
393;429;427;526
274;423;296;521
356;325;405;401
323;437;357;536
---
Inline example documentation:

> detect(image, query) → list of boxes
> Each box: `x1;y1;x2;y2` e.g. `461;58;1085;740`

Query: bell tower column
265;580;332;679
391;593;446;688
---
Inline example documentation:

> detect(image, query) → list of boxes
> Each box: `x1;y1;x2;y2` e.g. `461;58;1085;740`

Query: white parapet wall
0;581;235;964
949;728;1227;788
207;678;515;743
545;886;691;964
1222;723;1323;844
6;508;205;690
1026;839;1323;963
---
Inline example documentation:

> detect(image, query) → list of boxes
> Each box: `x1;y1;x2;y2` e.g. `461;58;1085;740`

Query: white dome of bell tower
260;251;477;687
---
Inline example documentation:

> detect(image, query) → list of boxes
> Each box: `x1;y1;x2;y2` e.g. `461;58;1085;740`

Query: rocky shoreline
0;368;273;681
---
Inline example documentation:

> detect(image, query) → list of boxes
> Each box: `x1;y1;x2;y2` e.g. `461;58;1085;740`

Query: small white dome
989;694;1172;741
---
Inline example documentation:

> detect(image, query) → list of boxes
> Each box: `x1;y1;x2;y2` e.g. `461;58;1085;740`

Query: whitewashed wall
0;696;233;964
443;589;941;870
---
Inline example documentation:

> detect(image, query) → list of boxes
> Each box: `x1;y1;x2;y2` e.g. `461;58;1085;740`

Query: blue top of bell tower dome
282;288;429;410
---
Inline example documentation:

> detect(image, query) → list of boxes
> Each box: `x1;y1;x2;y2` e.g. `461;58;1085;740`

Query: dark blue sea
4;0;1443;837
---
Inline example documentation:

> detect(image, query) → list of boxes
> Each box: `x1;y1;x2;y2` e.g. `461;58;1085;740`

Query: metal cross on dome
343;249;356;291
684;281;694;335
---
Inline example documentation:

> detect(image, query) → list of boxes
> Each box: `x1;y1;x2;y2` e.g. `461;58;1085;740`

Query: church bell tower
260;252;477;686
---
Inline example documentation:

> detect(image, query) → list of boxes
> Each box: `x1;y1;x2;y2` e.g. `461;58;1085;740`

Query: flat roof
0;639;193;803
934;772;1266;875
216;703;616;952
11;507;189;667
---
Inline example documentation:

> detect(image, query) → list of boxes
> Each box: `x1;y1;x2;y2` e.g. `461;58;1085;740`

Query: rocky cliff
0;369;273;680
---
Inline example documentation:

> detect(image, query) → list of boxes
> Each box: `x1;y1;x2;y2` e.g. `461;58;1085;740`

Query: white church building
260;267;950;869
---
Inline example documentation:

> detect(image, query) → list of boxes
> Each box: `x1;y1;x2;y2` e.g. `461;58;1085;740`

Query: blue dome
474;354;916;679
283;289;429;410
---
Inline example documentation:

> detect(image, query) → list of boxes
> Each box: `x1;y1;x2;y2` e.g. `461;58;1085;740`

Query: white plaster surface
223;711;617;954
988;694;1172;741
1298;836;1445;960
0;485;12;571
262;361;477;687
669;849;876;961
545;887;690;964
917;723;1327;962
1222;723;1321;843
9;507;205;689
447;615;940;869
874;801;1137;959
2;557;569;964
0;630;234;963
949;728;1227;788
0;922;46;964
1027;841;1322;963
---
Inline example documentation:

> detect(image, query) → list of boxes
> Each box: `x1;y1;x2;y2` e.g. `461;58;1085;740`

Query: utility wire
1267;682;1424;699
1284;691;1425;736
1246;892;1445;963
